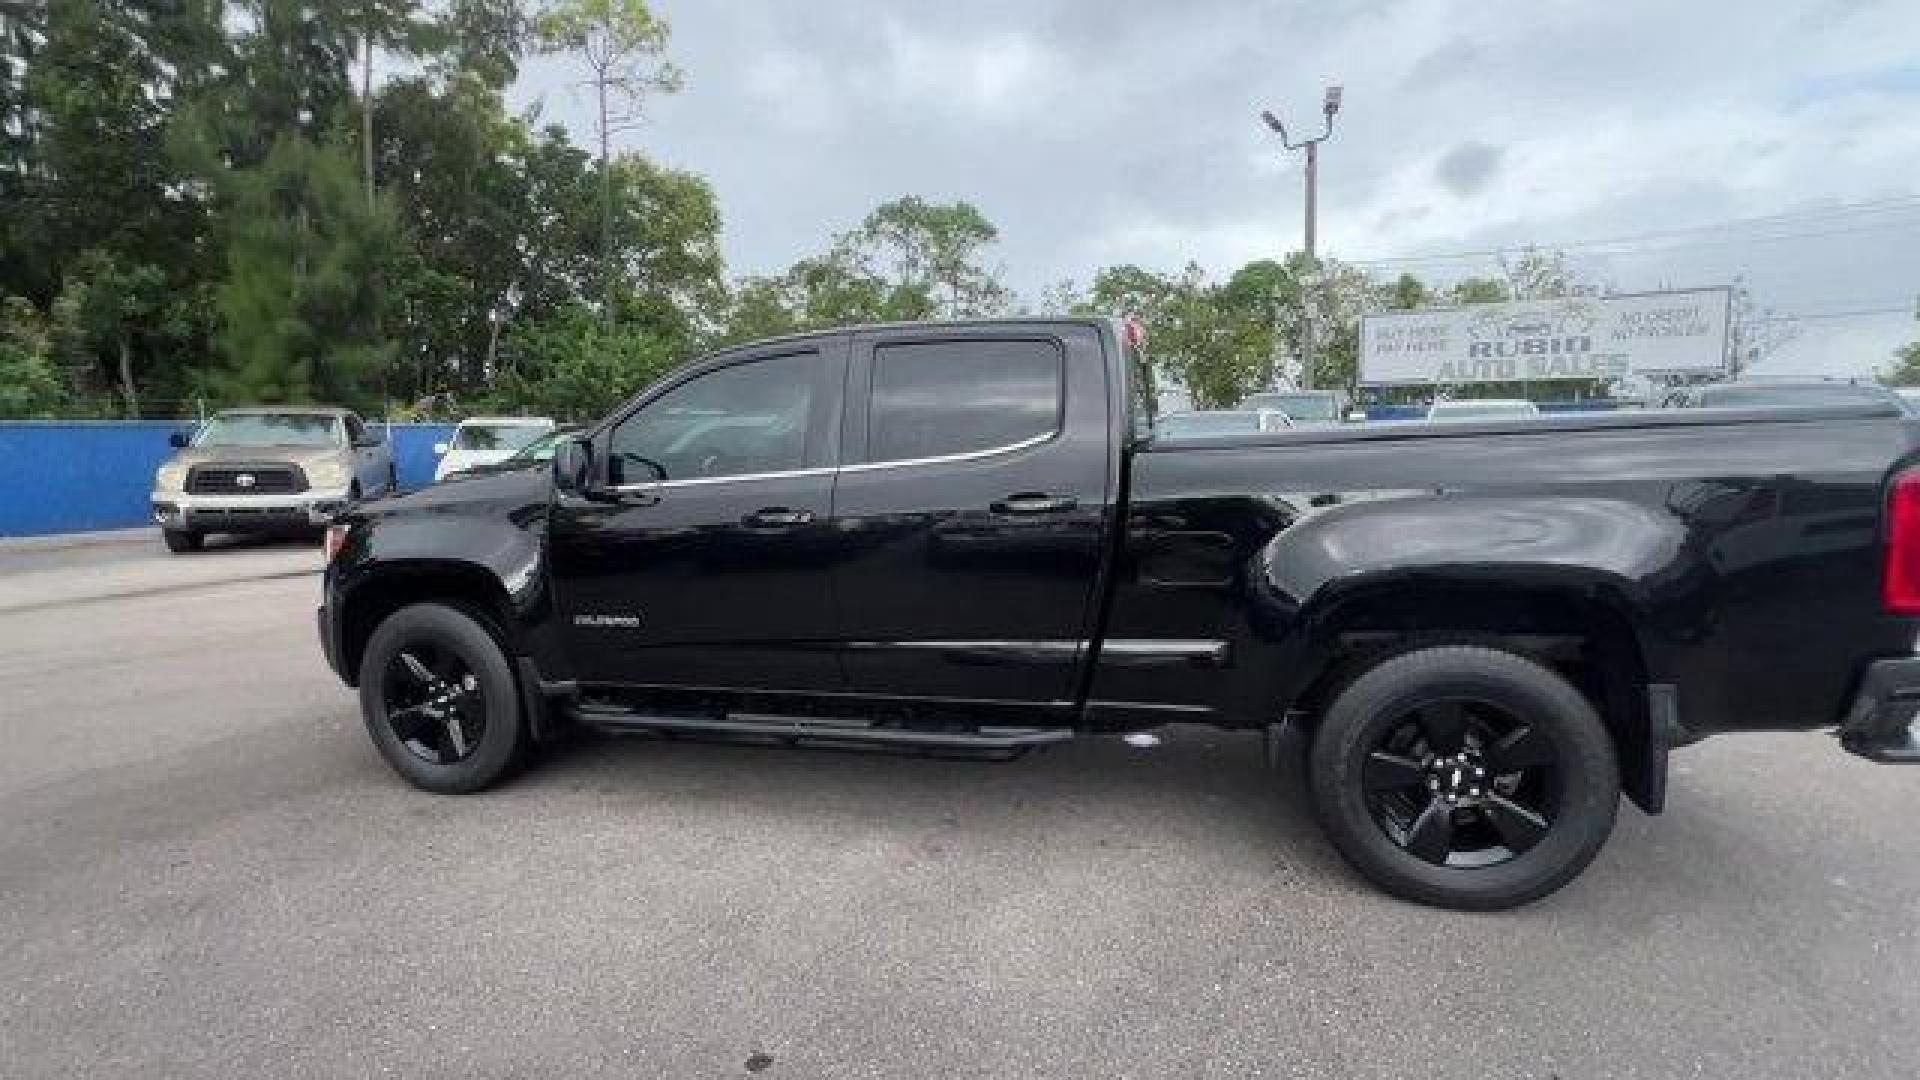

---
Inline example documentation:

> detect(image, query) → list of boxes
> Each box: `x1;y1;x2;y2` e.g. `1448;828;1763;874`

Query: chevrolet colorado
319;318;1920;908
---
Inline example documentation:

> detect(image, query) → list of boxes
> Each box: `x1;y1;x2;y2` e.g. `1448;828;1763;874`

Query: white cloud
512;0;1920;375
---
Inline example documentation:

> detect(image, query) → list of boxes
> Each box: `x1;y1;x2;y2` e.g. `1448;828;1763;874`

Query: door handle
742;507;814;527
990;492;1077;515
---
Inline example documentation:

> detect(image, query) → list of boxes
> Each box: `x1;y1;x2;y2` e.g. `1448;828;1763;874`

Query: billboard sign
1358;288;1731;386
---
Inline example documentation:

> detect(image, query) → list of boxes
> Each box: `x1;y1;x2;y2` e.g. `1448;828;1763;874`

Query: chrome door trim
839;430;1056;475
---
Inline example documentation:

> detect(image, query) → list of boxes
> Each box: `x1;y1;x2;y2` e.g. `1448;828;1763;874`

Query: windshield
1697;384;1899;410
1244;393;1337;422
195;413;341;447
1429;401;1540;419
454;423;548;452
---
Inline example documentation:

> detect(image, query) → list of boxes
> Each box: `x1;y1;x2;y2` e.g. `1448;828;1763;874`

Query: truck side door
547;342;847;694
829;324;1115;709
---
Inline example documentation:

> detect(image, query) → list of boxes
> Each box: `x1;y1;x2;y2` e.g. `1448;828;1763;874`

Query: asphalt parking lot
2;532;1917;1078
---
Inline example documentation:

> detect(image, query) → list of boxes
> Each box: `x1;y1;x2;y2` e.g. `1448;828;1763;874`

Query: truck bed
1101;404;1920;738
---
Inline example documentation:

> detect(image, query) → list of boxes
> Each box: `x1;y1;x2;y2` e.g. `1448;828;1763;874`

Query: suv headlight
155;461;186;491
306;459;349;488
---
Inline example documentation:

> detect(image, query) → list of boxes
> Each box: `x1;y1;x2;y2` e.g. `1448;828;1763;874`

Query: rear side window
868;339;1062;462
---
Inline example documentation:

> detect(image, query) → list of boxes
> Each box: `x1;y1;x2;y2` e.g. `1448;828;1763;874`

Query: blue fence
0;421;456;537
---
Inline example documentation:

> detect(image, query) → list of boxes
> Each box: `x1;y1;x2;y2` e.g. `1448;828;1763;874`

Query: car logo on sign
235;473;256;488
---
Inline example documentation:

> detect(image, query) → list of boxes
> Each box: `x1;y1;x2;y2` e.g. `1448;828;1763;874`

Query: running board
573;707;1076;754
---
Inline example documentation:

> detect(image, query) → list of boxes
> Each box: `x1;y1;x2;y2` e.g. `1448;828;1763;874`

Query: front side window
868;339;1062;462
608;351;824;484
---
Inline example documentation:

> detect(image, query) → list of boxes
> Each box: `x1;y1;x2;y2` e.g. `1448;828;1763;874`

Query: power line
1346;196;1920;267
1752;305;1914;324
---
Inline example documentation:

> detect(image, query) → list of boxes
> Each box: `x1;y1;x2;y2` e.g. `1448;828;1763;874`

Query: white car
433;416;556;483
1426;398;1541;422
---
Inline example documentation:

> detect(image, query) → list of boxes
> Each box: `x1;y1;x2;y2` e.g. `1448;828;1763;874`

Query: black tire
162;528;203;553
1308;645;1619;910
358;603;527;794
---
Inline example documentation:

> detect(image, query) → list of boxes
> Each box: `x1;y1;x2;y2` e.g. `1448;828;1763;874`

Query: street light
1258;84;1342;259
1259;85;1344;390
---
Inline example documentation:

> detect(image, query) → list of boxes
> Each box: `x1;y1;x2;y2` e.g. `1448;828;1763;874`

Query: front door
829;328;1114;707
548;343;846;693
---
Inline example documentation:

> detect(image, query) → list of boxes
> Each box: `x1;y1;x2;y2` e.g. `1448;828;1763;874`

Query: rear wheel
162;528;203;553
1308;645;1619;910
358;603;527;793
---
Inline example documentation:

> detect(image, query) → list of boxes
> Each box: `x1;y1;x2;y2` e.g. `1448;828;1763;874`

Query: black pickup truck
319;318;1920;909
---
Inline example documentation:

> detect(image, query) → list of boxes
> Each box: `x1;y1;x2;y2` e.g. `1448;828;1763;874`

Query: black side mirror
168;429;192;449
552;436;594;496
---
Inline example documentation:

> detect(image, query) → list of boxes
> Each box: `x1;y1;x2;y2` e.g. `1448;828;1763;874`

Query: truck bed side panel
1094;414;1920;734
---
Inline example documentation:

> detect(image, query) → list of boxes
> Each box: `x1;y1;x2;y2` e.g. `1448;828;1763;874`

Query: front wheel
358;603;527;794
162;528;203;553
1308;645;1619;910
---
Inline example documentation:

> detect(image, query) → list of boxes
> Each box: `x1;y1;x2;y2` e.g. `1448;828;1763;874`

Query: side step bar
575;707;1076;753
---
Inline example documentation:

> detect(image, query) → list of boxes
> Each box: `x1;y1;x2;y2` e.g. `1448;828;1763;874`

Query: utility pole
1260;85;1343;390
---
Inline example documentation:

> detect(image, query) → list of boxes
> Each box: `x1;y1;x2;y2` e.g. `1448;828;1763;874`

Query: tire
162;528;203;553
1308;645;1619;910
358;603;528;794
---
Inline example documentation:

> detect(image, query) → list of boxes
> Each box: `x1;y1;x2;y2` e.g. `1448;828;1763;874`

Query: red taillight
1885;471;1920;613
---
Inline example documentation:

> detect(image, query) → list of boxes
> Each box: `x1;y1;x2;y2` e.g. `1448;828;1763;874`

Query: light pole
1260;85;1343;389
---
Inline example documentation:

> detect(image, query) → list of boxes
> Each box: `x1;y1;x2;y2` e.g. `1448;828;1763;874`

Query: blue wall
0;421;456;537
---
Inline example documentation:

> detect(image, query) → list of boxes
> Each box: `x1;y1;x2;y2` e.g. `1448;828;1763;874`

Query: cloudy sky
510;0;1920;378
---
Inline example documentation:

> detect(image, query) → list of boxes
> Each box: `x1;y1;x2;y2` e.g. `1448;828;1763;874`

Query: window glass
456;423;547;452
869;339;1061;462
196;413;342;447
609;352;821;484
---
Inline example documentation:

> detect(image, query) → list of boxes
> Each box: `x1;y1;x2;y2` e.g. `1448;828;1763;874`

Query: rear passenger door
829;326;1114;709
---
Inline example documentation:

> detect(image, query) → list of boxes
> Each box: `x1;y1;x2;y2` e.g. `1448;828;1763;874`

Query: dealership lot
2;535;1917;1078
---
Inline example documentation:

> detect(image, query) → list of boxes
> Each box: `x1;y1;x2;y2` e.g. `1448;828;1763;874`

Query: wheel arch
336;560;521;688
1269;570;1666;813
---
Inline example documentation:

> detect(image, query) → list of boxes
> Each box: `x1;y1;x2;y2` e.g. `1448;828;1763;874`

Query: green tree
226;1;357;163
535;0;680;317
0;296;70;418
51;250;172;416
843;196;1011;318
345;0;434;205
489;301;678;419
213;135;404;408
434;0;532;88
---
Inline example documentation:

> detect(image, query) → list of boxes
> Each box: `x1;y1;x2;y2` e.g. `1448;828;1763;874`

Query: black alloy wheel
1308;646;1619;910
381;641;486;765
358;602;528;793
1360;697;1559;868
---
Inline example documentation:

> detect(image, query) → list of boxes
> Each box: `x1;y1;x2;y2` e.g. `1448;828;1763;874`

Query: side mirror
551;436;593;496
168;429;192;449
432;441;449;456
